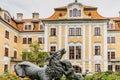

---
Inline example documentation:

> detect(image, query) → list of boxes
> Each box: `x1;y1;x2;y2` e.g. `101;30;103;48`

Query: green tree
22;41;49;67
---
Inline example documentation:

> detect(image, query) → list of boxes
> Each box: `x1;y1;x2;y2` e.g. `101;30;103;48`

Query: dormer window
69;10;72;17
24;25;32;30
24;23;33;31
109;23;114;29
73;8;77;17
69;8;81;17
4;13;11;23
39;24;44;30
108;21;114;29
78;10;81;17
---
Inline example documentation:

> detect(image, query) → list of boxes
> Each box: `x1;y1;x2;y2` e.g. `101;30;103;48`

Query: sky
0;0;120;19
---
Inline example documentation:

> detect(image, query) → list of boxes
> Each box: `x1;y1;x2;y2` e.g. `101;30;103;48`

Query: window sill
108;59;116;61
5;37;9;40
107;43;115;45
94;55;101;56
68;35;82;36
50;36;57;37
94;35;101;37
23;44;29;46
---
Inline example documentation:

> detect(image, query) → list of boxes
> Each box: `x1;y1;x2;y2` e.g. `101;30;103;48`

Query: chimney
119;11;120;17
32;12;39;20
17;13;23;21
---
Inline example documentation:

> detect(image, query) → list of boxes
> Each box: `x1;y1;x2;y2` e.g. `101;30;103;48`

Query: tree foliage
22;41;49;67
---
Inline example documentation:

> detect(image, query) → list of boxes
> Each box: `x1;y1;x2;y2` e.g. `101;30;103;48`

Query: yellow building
0;1;120;74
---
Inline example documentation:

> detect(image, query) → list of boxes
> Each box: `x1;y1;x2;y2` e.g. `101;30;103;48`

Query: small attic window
59;13;62;17
118;22;120;28
69;8;81;17
4;13;11;23
39;24;44;30
24;23;33;31
88;12;91;16
109;23;114;29
73;8;77;17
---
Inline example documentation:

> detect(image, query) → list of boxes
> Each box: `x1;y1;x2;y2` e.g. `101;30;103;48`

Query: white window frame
68;4;83;18
94;43;101;56
108;20;114;29
108;50;116;60
68;42;82;60
4;44;9;57
95;64;101;72
39;23;44;30
50;43;57;52
23;23;33;31
107;36;115;44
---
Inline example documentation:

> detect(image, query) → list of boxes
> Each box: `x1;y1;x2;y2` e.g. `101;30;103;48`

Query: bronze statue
15;48;82;80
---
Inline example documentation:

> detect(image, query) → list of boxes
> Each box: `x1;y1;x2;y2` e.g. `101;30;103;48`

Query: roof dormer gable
67;1;83;19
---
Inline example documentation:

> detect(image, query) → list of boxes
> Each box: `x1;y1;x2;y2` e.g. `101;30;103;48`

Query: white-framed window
69;10;72;17
108;65;112;71
14;35;17;43
50;43;57;53
14;49;17;59
69;46;74;59
73;65;82;73
108;21;114;29
23;37;32;44
95;46;101;55
107;36;115;44
4;13;11;23
115;65;120;71
69;42;82;60
73;8;78;17
38;37;44;44
50;46;56;52
4;44;9;57
95;64;101;72
69;8;81;17
109;23;114;29
76;28;81;36
24;23;33;31
69;28;82;36
4;64;8;72
24;25;32;30
39;24;44;30
50;28;56;36
94;27;101;36
69;28;74;36
5;30;9;39
108;51;115;60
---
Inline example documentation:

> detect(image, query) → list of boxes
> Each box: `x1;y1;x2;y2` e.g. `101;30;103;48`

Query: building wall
44;21;108;73
0;21;20;74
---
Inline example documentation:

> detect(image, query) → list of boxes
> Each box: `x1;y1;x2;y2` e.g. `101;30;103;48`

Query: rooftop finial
75;0;77;3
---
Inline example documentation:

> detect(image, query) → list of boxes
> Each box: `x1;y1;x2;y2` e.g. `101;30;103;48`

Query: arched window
69;9;81;17
73;8;78;17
